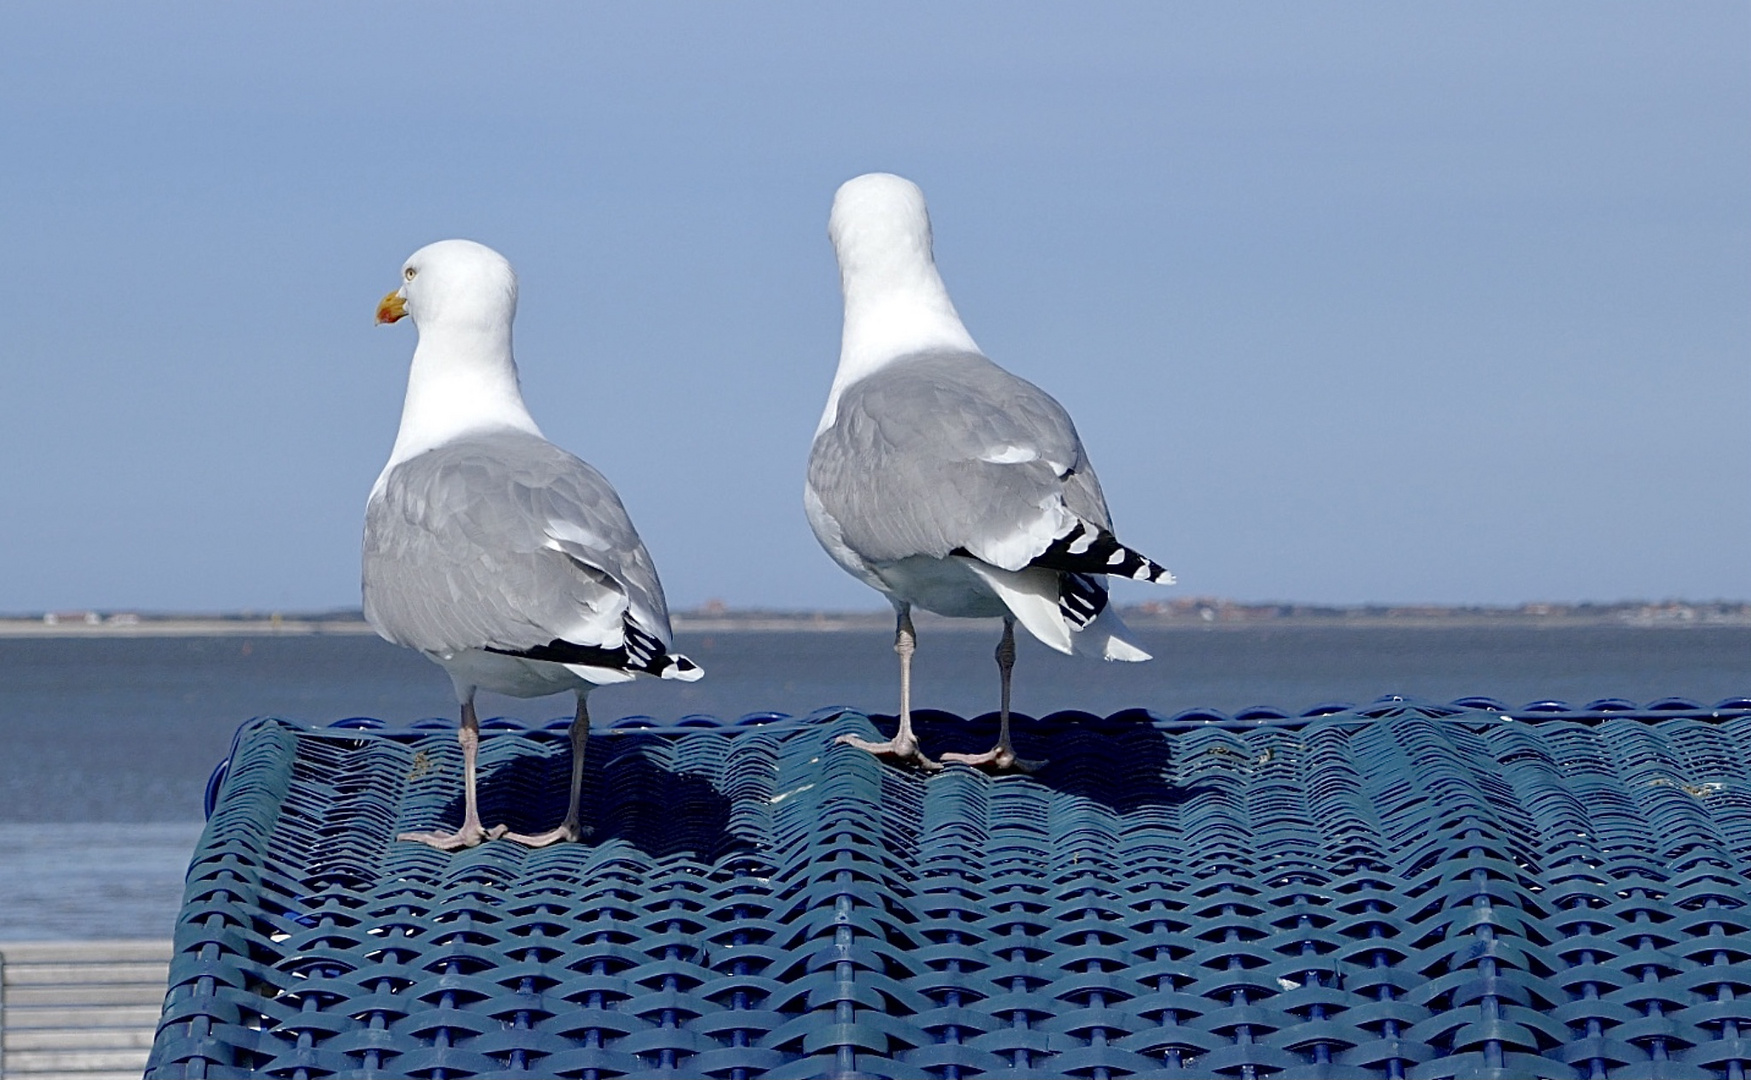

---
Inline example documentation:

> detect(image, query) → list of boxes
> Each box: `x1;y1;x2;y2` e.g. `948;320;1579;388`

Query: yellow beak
376;290;408;325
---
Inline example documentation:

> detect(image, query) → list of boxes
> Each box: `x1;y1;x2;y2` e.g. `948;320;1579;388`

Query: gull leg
943;616;1045;773
504;695;594;846
839;605;940;771
400;699;509;850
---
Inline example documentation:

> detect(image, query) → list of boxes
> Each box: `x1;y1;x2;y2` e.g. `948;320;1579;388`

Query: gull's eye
404;266;417;281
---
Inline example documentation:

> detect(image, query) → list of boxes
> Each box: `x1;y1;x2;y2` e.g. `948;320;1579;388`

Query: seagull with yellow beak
366;239;700;850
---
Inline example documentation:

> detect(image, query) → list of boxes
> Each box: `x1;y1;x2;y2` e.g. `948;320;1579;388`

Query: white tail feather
564;663;637;685
1075;605;1152;662
959;561;1073;654
961;558;1153;662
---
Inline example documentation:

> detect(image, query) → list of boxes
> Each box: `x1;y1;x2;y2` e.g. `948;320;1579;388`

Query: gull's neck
818;252;979;435
376;322;542;490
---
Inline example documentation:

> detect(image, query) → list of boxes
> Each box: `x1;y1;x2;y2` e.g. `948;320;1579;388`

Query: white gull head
820;173;980;434
394;238;519;332
373;239;543;489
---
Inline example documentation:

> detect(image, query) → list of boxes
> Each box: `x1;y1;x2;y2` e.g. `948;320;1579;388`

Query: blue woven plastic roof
150;697;1751;1079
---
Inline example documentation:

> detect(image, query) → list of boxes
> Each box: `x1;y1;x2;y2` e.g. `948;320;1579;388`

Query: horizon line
5;597;1749;623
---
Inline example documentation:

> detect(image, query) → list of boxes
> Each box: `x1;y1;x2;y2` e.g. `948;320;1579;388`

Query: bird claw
397;821;509;851
939;746;1047;774
836;731;943;772
501;820;592;847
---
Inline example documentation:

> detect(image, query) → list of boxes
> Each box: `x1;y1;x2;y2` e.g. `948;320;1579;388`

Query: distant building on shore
42;611;101;626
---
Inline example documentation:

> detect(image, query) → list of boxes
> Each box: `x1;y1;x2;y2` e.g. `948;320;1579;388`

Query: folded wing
809;350;1168;582
364;429;697;680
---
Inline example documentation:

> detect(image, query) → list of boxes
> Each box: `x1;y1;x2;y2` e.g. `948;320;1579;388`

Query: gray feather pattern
363;429;673;656
808;350;1113;567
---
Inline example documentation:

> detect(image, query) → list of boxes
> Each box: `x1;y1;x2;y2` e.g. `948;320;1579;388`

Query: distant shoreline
1;600;1746;638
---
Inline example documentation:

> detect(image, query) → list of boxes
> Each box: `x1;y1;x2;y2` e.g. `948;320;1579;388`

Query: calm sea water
0;625;1746;938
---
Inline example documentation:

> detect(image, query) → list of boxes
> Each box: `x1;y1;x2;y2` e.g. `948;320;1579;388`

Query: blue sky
1;4;1745;613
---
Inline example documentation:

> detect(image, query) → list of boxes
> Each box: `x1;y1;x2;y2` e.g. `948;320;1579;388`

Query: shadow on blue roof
158;697;1751;1079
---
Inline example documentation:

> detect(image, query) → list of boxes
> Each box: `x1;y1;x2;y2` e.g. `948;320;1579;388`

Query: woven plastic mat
148;696;1751;1079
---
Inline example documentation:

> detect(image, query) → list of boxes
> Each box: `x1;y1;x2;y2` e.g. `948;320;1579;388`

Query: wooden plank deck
0;940;170;1080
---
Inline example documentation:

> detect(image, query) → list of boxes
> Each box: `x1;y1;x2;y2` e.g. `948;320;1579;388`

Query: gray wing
363;429;675;657
807;350;1115;571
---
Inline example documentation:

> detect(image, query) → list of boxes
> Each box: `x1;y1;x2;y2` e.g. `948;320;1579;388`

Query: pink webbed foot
397;821;508;851
836;731;943;772
501;819;593;847
939;743;1046;774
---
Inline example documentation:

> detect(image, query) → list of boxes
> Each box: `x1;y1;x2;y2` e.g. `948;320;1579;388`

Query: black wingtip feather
1031;522;1173;584
487;619;691;679
1059;572;1108;630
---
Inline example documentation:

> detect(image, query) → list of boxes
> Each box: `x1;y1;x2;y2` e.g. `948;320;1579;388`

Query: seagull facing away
367;239;701;850
806;174;1174;772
